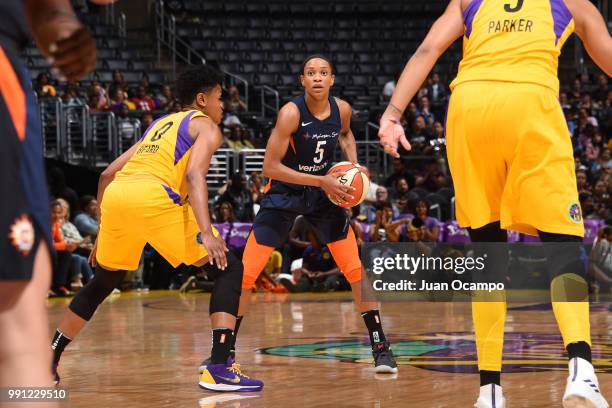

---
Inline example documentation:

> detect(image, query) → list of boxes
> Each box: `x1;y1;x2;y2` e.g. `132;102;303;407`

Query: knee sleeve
206;251;242;316
68;266;126;321
538;232;587;301
327;226;363;284
241;232;275;289
539;231;586;280
468;222;507;243
467;223;509;286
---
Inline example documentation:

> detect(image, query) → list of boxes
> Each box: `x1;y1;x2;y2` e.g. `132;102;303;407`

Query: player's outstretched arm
186;117;228;270
378;0;464;157
263;103;355;204
566;0;612;76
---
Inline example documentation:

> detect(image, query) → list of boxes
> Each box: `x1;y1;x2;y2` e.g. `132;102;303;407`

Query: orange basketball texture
326;161;371;208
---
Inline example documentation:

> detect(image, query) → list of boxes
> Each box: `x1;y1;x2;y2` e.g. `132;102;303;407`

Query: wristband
382;116;401;124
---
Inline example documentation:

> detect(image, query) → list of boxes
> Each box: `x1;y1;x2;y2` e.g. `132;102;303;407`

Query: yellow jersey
115;110;207;201
451;0;574;94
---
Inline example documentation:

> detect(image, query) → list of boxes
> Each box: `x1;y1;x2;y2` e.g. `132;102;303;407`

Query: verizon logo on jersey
299;161;328;172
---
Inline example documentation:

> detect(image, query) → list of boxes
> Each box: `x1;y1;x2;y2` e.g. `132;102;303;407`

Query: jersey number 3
314;140;326;164
504;0;524;12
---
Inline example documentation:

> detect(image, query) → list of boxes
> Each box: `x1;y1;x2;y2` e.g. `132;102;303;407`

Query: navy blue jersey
269;95;341;193
0;0;30;53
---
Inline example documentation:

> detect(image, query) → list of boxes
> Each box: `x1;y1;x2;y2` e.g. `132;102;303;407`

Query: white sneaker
563;358;609;408
474;384;506;408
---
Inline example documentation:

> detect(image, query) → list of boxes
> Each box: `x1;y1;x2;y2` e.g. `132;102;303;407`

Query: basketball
326;161;370;208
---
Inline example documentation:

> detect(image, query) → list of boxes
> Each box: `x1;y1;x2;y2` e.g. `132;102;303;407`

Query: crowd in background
41;69;611;296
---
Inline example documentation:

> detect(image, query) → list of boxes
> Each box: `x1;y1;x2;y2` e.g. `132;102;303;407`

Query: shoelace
229;363;250;379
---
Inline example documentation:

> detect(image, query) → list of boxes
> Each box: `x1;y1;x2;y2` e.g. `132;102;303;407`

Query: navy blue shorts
252;186;349;248
0;46;51;280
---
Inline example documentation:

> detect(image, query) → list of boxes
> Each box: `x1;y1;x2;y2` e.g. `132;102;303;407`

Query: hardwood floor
47;292;611;407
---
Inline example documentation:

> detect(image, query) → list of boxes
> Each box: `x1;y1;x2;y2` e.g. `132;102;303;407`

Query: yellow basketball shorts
446;81;583;237
96;180;214;270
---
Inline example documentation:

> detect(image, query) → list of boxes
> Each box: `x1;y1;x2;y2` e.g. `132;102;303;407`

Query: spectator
35;72;57;97
347;207;365;248
87;91;103;113
576;169;589;194
216;201;236;223
381;72;400;101
404;102;418;127
283;215;313;274
56;198;94;288
240;127;256;149
592;178;610;220
409;116;431;152
166;99;182;113
585;130;604;161
371;201;394;242
130;85;157;111
427;73;447;106
593;74;609;103
117;104;138;143
226;85;247;113
51;200;76;296
412;199;441;241
391;177;411;214
417;96;435;126
219;173;254;222
61;87;84;106
88;81;109;110
74;195;99;239
384;158;414;189
224;126;253;151
290;230;347;292
361;185;394;223
48;167;79;221
589;226;612;288
249;172;264;204
110;87;136;112
156;85;175;111
108;70;127;101
569;78;582;103
592;147;611;173
255;250;285;292
141;111;154;133
579;191;596;219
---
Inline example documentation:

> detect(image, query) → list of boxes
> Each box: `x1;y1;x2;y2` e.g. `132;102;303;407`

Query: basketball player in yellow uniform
48;66;263;392
378;0;610;407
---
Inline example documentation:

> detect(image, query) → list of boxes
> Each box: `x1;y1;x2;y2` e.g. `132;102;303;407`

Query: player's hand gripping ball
326;162;370;208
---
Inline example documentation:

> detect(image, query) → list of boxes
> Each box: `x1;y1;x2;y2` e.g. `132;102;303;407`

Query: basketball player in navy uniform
0;0;100;402
201;55;398;374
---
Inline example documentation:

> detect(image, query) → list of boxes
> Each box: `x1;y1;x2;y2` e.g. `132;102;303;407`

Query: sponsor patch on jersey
9;214;35;256
568;202;582;223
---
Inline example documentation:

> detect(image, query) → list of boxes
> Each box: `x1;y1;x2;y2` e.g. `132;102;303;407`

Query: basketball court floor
48;292;611;407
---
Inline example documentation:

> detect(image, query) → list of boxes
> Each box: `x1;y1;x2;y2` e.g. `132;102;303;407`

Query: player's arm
336;98;358;164
378;0;464;157
25;0;96;81
566;0;612;76
263;103;354;204
186;117;228;270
